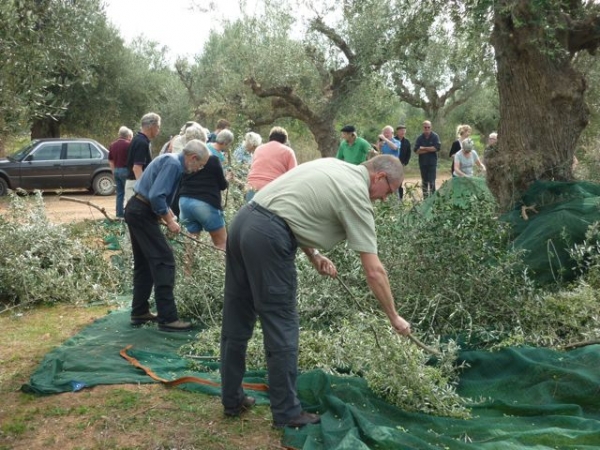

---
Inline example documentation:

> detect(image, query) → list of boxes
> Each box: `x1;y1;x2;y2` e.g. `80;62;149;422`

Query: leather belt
134;193;150;205
248;202;293;236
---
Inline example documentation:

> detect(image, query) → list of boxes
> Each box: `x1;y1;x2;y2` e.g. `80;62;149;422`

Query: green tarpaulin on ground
417;177;600;285
22;310;600;449
501;180;600;284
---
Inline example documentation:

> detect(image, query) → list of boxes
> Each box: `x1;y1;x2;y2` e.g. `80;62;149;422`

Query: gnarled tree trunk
31;118;61;139
307;120;338;158
487;0;598;212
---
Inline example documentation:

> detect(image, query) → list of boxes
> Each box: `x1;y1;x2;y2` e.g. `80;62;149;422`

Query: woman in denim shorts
179;153;229;250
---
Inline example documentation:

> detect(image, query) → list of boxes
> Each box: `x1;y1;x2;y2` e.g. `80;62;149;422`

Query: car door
61;141;99;188
19;142;64;190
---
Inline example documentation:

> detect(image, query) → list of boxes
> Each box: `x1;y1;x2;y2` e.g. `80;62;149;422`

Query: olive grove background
2;0;600;209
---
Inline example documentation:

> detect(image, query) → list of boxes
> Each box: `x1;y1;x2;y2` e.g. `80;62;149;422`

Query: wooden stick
336;276;442;357
406;334;442;357
180;230;226;253
562;339;600;350
59;196;116;222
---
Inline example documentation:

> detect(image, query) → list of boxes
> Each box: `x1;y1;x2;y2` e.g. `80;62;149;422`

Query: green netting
22;310;600;449
500;180;600;284
417;178;600;285
20;309;269;403
415;177;495;219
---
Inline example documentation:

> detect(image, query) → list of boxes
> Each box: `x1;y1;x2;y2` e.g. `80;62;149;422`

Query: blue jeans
113;168;128;218
245;189;256;203
179;196;225;233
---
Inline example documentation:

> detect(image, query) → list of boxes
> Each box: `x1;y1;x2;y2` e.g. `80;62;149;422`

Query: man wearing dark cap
335;125;371;165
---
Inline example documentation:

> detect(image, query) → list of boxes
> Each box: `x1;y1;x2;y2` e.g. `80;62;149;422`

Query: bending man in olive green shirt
220;155;411;429
336;125;372;164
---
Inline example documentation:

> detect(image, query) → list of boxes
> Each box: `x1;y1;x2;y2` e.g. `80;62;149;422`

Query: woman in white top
453;138;486;177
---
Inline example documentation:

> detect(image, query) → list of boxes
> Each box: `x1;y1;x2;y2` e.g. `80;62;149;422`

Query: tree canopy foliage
3;0;600;209
176;0;499;156
0;0;190;152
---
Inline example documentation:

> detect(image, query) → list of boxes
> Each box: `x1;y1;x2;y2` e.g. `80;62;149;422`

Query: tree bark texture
245;78;340;157
487;0;600;211
31;118;61;139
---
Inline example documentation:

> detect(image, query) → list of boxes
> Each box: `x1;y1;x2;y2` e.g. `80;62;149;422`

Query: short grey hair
216;129;234;146
184;124;207;143
180;121;201;135
118;126;133;139
489;132;498;140
362;154;404;185
244;132;262;149
182;139;210;161
141;112;161;128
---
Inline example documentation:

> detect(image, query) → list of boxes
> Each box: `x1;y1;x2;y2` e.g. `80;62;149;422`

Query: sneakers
130;312;158;326
273;411;321;429
224;396;256;417
158;319;193;332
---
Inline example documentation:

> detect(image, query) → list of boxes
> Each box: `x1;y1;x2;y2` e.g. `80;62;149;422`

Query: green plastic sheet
22;310;600;449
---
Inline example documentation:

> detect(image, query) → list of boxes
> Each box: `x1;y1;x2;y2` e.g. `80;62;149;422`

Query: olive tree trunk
486;0;599;211
31;118;61;139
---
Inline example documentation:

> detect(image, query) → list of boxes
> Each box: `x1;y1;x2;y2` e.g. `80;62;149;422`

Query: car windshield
9;141;39;162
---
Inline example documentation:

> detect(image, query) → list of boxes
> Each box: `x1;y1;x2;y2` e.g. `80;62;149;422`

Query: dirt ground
45;192;118;223
0;174;450;224
0;190;117;224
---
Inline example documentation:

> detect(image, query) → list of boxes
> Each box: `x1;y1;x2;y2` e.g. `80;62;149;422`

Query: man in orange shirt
245;127;297;202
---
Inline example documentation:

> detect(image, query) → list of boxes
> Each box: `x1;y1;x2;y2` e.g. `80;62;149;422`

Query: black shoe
273;411;321;429
130;312;158;326
224;396;256;417
158;320;193;332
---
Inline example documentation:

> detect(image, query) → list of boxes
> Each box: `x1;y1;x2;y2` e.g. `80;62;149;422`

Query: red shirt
108;138;130;168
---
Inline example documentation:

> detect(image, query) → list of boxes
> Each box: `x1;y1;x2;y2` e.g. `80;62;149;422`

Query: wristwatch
309;249;320;258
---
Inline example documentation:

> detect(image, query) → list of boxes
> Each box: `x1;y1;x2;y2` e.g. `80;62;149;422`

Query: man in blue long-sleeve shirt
125;140;210;332
414;120;441;198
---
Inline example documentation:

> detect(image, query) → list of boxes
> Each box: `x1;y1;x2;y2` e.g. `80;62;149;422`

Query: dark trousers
124;197;178;323
220;203;301;424
419;164;437;198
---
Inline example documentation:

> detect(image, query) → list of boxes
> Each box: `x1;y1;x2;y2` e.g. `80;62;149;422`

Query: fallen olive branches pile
0;192;121;310
171;180;600;416
5;172;599;416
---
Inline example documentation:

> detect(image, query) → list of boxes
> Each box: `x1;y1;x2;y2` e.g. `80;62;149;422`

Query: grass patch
0;304;284;450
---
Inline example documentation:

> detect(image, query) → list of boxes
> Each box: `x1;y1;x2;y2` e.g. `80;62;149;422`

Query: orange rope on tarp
119;345;269;391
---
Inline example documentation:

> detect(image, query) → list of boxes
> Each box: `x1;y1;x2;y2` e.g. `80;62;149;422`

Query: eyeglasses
384;176;394;195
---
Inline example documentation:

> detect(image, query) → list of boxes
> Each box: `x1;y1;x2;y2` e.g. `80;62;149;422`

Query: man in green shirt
220;155;411;429
336;125;371;164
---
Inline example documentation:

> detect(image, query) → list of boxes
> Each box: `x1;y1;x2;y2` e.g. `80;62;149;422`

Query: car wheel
92;172;115;196
0;178;9;196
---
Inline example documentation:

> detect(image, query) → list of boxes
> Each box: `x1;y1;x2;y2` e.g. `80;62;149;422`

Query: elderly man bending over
220;155;411;429
125;140;210;332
